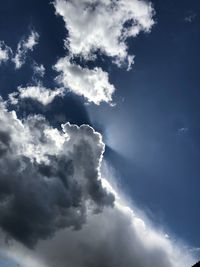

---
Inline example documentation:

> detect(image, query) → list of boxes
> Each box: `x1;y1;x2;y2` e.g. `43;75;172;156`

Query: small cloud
177;127;189;135
12;30;39;69
0;41;12;64
54;57;115;105
9;84;65;105
184;12;197;23
32;62;45;79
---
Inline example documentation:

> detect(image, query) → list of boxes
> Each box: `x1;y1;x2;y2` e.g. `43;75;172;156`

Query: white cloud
0;41;11;64
12;30;39;69
9;85;65;105
54;0;154;65
184;12;196;23
52;0;154;105
54;57;115;105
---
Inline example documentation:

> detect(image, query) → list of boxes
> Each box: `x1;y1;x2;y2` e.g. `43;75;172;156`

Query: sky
0;0;200;267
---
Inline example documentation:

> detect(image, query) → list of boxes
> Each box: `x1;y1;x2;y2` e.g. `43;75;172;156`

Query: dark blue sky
0;0;200;253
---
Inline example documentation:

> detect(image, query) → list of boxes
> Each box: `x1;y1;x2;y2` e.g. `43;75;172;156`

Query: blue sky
0;0;199;266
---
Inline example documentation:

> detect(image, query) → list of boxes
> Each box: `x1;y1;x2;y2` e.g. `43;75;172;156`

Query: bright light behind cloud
0;1;197;267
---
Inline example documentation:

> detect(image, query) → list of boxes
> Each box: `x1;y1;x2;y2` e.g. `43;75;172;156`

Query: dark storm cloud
0;100;114;247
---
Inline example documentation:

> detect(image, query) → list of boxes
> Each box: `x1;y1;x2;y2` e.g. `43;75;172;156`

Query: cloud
54;0;154;65
0;41;11;64
9;85;65;105
0;99;114;247
52;0;155;105
0;2;195;266
177;127;189;135
184;12;197;23
12;30;39;69
54;57;115;105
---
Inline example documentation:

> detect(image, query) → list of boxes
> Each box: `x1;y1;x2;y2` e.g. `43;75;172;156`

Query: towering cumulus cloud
0;98;194;267
0;99;114;247
53;0;154;104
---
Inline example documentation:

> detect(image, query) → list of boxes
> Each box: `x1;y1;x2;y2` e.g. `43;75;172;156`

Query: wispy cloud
0;41;11;64
12;30;39;69
184;12;197;23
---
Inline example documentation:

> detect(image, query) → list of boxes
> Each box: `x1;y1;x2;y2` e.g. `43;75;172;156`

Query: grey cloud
0;131;11;156
0;101;194;267
34;204;193;267
0;101;114;248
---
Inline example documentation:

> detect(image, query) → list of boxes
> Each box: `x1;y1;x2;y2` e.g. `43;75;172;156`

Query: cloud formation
53;0;155;104
0;99;114;247
54;57;115;105
9;85;65;105
12;30;39;69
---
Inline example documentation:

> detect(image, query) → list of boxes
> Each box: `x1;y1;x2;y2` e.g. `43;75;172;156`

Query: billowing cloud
0;98;195;267
54;0;154;64
12;30;39;69
0;99;114;247
9;85;65;105
0;41;11;64
54;57;115;105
